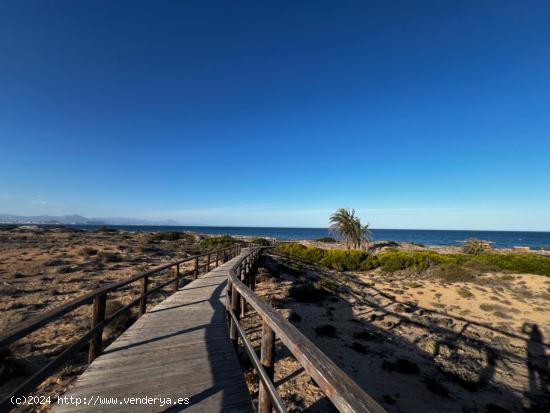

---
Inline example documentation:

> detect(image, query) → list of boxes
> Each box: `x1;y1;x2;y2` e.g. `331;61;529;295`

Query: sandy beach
241;251;550;412
1;228;549;412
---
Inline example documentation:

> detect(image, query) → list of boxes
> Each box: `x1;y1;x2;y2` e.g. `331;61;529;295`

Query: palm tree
329;208;372;249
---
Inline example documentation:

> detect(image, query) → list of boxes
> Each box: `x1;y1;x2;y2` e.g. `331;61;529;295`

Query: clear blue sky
1;1;549;230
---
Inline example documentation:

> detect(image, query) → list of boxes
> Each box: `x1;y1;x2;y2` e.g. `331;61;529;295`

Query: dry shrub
432;263;475;283
103;299;135;338
457;287;474;299
288;282;327;303
78;247;98;257
97;251;123;263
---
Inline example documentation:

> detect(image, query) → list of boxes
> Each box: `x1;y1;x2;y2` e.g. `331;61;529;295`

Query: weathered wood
229;250;387;413
194;256;199;279
0;246;240;410
88;294;106;364
0;247;236;350
259;321;276;413
139;276;148;316
173;263;180;292
229;282;240;348
52;255;253;413
240;263;247;318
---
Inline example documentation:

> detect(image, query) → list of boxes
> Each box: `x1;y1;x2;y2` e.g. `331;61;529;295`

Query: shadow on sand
260;254;550;413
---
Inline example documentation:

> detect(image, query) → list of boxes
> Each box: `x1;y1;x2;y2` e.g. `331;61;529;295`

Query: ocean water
64;225;550;250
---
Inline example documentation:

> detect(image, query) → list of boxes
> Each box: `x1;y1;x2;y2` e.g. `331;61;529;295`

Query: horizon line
20;223;550;233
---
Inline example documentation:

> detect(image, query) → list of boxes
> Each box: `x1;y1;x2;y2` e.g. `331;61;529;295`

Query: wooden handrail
0;244;242;410
227;247;386;413
0;245;240;349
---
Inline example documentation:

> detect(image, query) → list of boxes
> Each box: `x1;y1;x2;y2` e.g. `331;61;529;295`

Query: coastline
1;226;549;412
3;223;550;250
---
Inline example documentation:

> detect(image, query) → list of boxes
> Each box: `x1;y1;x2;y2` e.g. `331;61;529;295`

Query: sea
61;225;550;250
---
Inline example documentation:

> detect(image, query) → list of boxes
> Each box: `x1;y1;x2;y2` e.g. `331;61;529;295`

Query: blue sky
1;1;549;230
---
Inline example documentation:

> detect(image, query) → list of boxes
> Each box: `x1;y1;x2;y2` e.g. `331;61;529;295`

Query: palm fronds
329;208;372;249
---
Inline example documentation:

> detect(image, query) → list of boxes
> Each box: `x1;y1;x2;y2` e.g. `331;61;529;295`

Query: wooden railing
0;244;242;410
226;247;387;413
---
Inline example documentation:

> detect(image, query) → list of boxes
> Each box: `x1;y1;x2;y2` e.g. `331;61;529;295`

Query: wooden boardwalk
53;254;253;412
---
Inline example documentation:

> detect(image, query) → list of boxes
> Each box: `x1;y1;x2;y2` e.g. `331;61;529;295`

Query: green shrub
316;277;339;293
462;259;499;273
377;251;418;271
472;253;550;276
317;237;337;243
320;249;369;271
457;287;475;298
432;263;475;282
148;232;194;243
360;254;380;270
375;251;446;271
276;242;550;277
252;237;270;246
277;243;327;263
200;235;240;249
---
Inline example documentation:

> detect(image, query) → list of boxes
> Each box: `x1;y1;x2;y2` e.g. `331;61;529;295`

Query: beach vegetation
317;236;337;243
329;208;372;249
457;287;475;299
320;249;370;271
276;242;550;277
431;263;476;282
78;247;98;257
252;237;270;246
463;238;486;255
104;299;135;338
148;231;193;243
97;251;123;263
200;235;243;249
288;282;328;302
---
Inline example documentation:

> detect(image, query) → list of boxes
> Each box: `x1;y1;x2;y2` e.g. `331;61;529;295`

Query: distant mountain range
0;214;189;226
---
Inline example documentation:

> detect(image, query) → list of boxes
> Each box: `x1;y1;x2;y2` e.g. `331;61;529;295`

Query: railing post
216;250;219;266
251;259;256;291
139;276;148;316
194;256;199;279
259;320;276;413
226;277;232;328
240;263;249;318
173;263;180;292
207;253;211;272
229;282;240;348
88;294;107;364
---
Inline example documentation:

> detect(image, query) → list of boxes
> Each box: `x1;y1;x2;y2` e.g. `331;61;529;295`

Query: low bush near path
276;242;550;277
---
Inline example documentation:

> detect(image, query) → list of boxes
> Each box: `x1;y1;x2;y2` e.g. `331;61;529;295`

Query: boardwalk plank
53;254;253;413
